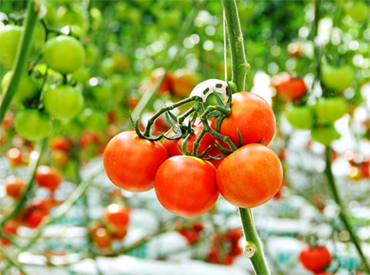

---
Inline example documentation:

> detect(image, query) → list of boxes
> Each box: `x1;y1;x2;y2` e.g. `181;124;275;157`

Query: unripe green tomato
90;8;102;30
80;108;107;132
84;44;99;66
315;97;347;123
311;124;341;146
44;2;59;28
345;1;370;23
43;84;84;119
61;119;83;137
0;25;22;65
285;104;314;129
321;64;354;92
43;36;85;74
71;67;90;84
56;5;85;28
1;71;40;106
90;84;112;101
32;22;46;51
15;109;53;141
100;58;115;76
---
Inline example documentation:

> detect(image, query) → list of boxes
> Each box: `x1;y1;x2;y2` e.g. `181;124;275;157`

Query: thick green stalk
222;0;270;273
325;147;370;274
131;1;206;120
221;0;250;91
0;139;47;229
0;0;40;124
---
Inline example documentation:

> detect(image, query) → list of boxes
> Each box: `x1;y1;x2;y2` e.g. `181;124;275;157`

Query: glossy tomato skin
35;165;62;192
155;156;218;217
211;92;276;146
277;78;307;101
216;144;283;208
0;25;22;65
103;131;168;192
104;203;130;228
92;227;112;249
299;246;331;272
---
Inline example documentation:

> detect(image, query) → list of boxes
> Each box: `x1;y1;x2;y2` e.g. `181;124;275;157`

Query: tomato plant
103;131;168;192
172;69;199;98
35;165;62;192
0;25;22;65
155;156;218;217
276;77;307;101
285;104;314;129
311;124;341;146
5;176;26;199
321;64;354;92
216;144;283;208
104;203;130;229
315;97;347;123
15;109;53;141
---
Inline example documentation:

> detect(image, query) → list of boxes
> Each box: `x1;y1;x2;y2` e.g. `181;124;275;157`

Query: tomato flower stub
103;131;168;192
211;92;276;147
216;144;283;208
155;156;219;217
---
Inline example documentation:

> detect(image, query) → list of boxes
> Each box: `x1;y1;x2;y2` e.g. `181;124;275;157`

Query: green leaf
167;111;178;124
182;134;192;156
213;89;225;107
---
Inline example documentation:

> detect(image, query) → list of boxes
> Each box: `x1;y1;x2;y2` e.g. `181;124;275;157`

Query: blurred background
0;0;370;274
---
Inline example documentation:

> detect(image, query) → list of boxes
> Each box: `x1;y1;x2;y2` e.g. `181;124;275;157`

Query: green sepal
258;138;265;144
237;128;243;148
215;106;231;116
197;145;211;159
181;134;192;156
216;115;225;132
215;140;233;156
129;115;163;141
225;86;232;108
207;111;223;120
167;111;178;124
213;89;225;107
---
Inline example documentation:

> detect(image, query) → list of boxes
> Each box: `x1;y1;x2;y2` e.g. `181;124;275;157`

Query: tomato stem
239;208;271;274
0;0;40;124
324;147;370;274
221;0;250;92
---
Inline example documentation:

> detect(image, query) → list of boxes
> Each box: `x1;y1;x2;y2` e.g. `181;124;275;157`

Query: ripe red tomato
92;227;112;249
299;246;331;272
103;131;168;192
216;144;283;208
5;176;26;199
111;227;128;240
224;228;243;243
151;67;173;93
276;77;307;101
35;165;62;192
24;201;49;228
6;148;23;166
211;92;276;147
155;156;218;217
104;203;130;229
172;69;199;98
50;136;72;151
1;220;19;246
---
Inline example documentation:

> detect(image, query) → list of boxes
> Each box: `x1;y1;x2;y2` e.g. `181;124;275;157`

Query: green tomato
80;108;107;132
285;104;314;129
84;44;99;66
311;124;341;146
100;58;115;76
71;67;90;84
321;64;354;92
0;25;22;65
56;5;85;28
90;8;102;30
1;71;40;106
345;1;370;23
61;118;83;137
43;36;85;74
315;97;347;123
90;84;112;101
15;109;53;141
43;84;84;119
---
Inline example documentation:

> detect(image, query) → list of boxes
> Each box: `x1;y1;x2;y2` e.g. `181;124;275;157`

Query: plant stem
131;1;206;120
0;0;40;124
324;147;370;274
0;139;47;229
221;0;250;92
0;245;30;275
222;0;270;273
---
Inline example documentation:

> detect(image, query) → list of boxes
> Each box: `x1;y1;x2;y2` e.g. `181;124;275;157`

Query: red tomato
24;203;49;228
224;228;243;243
5;176;26;199
216;144;283;208
155;156;218;217
103;131;168;192
276;77;307;101
6;148;23;166
1;220;19;246
299;246;331;272
151;67;174;93
211;92;276;147
112;227;128;240
104;203;130;229
50;136;72;151
92;227;112;249
207;247;220;263
178;228;200;244
80;131;100;148
35;165;62;192
229;244;242;256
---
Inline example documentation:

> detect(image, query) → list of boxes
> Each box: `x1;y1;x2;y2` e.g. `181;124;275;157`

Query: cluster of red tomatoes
2;165;62;245
273;65;354;146
89;203;130;249
344;151;370;180
176;221;205;244
103;90;283;217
